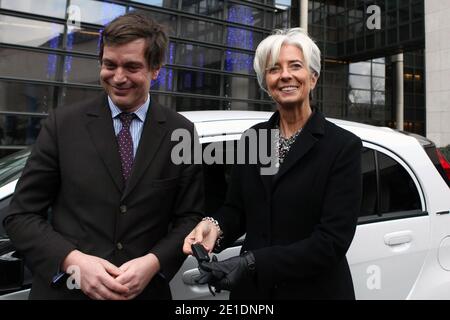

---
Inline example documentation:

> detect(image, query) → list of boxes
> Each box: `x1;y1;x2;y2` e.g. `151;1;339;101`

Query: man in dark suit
2;12;204;300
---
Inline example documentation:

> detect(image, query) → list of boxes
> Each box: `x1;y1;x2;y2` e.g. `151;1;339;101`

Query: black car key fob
191;243;210;263
191;243;219;296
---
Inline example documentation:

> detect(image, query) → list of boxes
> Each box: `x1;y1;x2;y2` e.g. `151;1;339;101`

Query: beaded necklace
275;124;302;164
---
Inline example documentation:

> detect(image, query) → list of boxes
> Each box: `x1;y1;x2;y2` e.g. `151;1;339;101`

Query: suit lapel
272;109;325;189
121;101;168;201
85;93;124;193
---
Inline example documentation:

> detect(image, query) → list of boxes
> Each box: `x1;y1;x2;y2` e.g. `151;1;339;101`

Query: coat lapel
121;101;168;201
85;93;124;193
257;112;279;200
272;109;325;189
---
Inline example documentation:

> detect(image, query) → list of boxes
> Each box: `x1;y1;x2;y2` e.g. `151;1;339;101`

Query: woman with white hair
183;28;362;299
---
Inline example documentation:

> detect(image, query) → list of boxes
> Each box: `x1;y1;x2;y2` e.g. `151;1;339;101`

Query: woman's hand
183;220;220;254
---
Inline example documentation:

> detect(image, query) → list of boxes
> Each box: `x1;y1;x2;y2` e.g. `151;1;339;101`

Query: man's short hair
99;12;168;70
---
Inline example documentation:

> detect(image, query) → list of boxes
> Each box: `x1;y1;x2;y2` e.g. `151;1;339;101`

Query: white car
1;110;450;300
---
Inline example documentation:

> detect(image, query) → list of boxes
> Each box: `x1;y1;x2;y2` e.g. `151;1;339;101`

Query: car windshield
0;149;31;188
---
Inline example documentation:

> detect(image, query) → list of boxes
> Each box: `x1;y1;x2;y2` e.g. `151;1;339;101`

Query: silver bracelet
202;217;224;248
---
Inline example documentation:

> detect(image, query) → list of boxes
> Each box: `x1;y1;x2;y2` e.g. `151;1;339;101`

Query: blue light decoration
63;31;74;82
97;29;103;56
197;51;204;87
151;42;175;91
46;24;60;80
168;42;174;90
225;5;254;73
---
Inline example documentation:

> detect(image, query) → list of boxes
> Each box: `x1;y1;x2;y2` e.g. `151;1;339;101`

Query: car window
360;147;377;217
0;196;12;237
203;143;424;223
358;145;423;224
378;152;421;213
0;148;30;188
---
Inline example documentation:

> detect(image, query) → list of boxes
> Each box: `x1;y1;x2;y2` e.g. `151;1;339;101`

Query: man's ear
151;68;161;80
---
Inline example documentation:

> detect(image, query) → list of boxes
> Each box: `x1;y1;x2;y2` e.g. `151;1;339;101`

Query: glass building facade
0;0;289;156
0;0;425;156
306;0;425;134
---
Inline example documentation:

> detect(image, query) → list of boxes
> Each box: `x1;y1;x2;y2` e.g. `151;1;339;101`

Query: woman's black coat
213;109;362;299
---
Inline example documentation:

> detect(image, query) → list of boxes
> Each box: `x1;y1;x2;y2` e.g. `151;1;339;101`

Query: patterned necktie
117;113;135;182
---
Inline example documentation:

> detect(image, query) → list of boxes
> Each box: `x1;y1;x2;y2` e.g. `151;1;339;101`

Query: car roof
180;111;274;143
179;110;419;151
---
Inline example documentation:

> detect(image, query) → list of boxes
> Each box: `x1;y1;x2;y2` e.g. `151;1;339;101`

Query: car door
0;149;33;299
171;141;432;300
347;143;431;299
0;192;32;298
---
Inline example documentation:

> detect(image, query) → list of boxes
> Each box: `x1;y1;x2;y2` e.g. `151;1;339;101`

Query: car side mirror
0;240;24;290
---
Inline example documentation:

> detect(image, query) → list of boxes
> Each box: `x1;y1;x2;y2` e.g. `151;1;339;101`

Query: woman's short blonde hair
253;28;321;91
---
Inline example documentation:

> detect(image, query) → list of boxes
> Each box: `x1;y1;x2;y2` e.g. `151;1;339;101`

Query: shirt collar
108;94;150;122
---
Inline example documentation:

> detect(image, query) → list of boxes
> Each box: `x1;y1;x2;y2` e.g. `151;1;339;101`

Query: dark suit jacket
3;93;204;299
214;109;362;300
